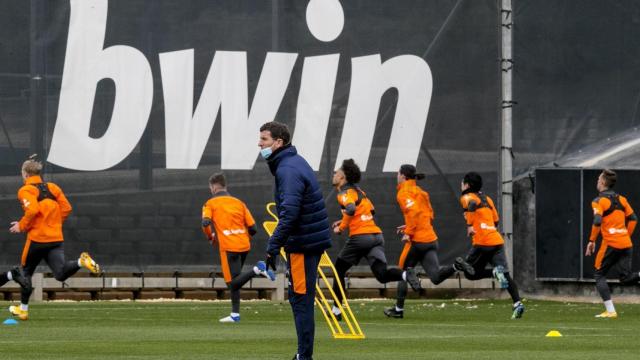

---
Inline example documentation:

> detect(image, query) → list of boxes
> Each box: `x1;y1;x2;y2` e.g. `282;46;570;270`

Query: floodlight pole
500;0;514;272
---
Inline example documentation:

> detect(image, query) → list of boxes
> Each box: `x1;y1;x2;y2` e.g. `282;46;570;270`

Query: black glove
202;218;212;227
265;254;277;271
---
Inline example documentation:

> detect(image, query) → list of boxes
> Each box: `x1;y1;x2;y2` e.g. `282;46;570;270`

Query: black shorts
594;246;632;279
337;233;387;266
21;241;80;282
400;241;438;269
466;245;509;271
220;250;248;283
22;241;65;276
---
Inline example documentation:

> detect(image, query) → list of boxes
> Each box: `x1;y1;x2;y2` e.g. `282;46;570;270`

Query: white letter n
335;54;432;172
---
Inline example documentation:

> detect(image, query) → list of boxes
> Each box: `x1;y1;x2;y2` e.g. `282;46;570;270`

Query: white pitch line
358;321;635;331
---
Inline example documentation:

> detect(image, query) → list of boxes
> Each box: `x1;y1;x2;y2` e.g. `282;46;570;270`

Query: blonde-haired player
8;155;99;320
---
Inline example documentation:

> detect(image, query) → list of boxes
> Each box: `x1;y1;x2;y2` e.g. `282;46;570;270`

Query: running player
457;172;524;319
384;165;473;318
585;169;639;318
201;173;275;323
8;156;99;321
330;159;421;321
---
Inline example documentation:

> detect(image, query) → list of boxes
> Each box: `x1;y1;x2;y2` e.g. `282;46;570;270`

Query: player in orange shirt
384;165;473;318
7;156;99;321
457;172;524;319
201;173;275;323
585;169;639;318
330;159;420;321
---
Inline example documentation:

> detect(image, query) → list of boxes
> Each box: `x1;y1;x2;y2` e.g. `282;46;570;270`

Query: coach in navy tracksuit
259;121;331;360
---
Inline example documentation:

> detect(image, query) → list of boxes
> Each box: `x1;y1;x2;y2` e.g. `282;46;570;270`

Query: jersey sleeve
202;202;212;220
591;197;605;217
337;190;357;232
244;203;256;228
397;190;419;237
487;196;500;223
201;202;214;239
460;194;472;210
422;191;434;220
460;195;475;226
49;183;72;221
620;196;637;236
589;197;604;241
17;186;40;232
620;196;635;217
337;190;357;208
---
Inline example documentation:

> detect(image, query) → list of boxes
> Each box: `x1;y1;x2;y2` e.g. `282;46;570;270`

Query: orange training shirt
336;186;381;236
396;180;437;243
591;193;635;249
459;192;504;246
202;193;255;252
17;175;71;243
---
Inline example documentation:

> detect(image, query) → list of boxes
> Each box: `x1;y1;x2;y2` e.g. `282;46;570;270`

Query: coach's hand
585;241;595;256
265;254;277;271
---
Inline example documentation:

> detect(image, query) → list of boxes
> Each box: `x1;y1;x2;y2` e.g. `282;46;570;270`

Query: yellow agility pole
262;202;365;340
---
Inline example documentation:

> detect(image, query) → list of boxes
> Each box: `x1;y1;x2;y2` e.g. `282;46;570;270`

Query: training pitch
0;299;639;360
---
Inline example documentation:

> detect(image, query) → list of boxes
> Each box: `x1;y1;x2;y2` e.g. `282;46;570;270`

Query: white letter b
48;0;153;171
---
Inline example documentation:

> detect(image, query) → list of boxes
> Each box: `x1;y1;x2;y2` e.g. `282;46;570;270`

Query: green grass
0;299;639;360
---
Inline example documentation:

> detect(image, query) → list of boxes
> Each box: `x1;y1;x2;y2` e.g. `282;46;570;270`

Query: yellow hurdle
262;202;365;340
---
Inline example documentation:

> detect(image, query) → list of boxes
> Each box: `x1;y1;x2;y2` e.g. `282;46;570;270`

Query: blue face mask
260;147;273;159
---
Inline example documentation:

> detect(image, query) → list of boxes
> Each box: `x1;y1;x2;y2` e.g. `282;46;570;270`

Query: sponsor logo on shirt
222;229;247;236
360;214;373;222
480;222;496;231
608;228;628;235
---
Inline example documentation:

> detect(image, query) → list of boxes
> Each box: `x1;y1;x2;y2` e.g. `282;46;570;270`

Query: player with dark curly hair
330;159;421;321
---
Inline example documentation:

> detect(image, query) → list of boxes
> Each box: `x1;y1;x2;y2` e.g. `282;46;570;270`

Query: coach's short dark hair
463;172;482;192
341;159;361;184
260;121;291;145
601;169;617;188
209;172;226;187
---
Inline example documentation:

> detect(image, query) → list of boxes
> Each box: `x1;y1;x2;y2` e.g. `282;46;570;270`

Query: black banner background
1;0;501;271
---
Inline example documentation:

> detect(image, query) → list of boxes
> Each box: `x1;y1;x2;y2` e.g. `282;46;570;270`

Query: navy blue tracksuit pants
287;252;321;360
